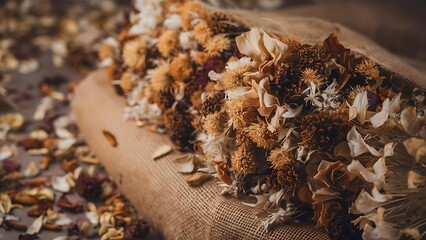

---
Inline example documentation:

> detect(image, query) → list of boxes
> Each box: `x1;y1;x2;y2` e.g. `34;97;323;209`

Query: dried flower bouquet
96;0;426;239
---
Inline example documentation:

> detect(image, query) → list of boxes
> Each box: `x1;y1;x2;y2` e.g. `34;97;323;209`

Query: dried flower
193;21;212;45
300;68;324;85
203;112;228;136
210;57;255;90
122;37;147;71
327;215;362;239
283;37;302;54
201;94;224;116
301;112;349;152
355;59;380;80
157;30;179;57
266;159;305;193
226;98;257;129
294;45;327;74
119;71;135;93
150;62;173;93
313;201;344;229
246;121;279;149
75;173;103;200
314;160;358;191
203;34;230;57
268;148;295;171
231;144;257;175
163;106;195;151
170;54;193;83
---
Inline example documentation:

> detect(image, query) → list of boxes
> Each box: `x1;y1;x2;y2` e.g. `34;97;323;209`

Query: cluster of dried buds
104;0;426;239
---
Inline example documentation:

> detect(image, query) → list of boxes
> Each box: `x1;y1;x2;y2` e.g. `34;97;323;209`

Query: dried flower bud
226;98;257;129
266;159;305;193
157;30;179;57
203;112;228;136
203;34;230;57
246;121;279;149
122;37;147;71
170;54;193;83
193;20;212;45
294;45;327;75
268;148;295;171
231;144;257;175
150;63;172;93
355;59;380;81
301;68;324;85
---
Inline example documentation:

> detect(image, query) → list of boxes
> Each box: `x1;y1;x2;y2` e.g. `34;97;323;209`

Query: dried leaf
152;145;172;160
102;130;118;147
214;161;232;185
185;172;212;186
26;215;44;234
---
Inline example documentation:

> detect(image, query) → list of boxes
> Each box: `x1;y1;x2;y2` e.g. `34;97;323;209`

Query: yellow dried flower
192;51;209;65
347;85;367;104
355;59;380;80
122;37;147;71
246;121;279;149
226;98;257;129
150;63;173;93
203;34;230;57
268;148;295;171
231;144;257;175
193;21;212;45
218;58;255;90
120;71;134;93
157;30;179;57
170;54;193;83
301;68;324;85
204;112;228;136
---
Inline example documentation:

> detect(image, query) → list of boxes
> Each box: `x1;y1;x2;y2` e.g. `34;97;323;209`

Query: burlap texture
73;14;425;240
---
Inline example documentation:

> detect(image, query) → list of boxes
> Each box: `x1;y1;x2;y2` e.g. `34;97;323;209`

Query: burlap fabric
73;12;425;240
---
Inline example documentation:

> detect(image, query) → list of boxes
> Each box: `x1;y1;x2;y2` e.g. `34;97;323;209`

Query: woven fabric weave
73;13;425;240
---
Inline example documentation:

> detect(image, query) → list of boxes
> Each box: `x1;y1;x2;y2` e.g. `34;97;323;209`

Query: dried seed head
231;144;257;175
246;121;279;149
295;45;326;74
300;112;349;152
226;98;257;129
203;34;230;57
347;85;367;104
170;54;193;83
266;159;305;193
201;94;223;116
301;68;324;85
150;63;172;93
157;30;179;57
163;106;195;151
268;148;295;171
204;112;228;136
193;21;212;45
219;59;254;90
355;59;380;80
122;37;147;71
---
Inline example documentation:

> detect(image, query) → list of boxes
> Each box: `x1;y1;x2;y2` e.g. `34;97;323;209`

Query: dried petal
185;172;212;186
152;145;173;160
26;215;44;235
102;130;118;147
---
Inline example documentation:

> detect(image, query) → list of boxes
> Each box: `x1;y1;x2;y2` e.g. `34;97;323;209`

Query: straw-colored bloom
122;37;147;71
157;30;179;57
355;59;380;80
204;34;230;57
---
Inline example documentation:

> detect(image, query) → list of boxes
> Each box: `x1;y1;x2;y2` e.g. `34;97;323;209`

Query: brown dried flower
163;105;195;151
218;58;255;90
300;68;324;85
203;34;230;57
268;148;295;171
300;112;349;152
170;54;193;83
231;144;257;175
355;59;380;80
193;21;212;45
283;37;302;54
226;98;257;130
266;159;305;193
294;45;327;74
201;94;224;116
122;37;147;71
314;161;358;191
203;112;228;136
246;121;279;149
313;201;344;229
157;30;179;57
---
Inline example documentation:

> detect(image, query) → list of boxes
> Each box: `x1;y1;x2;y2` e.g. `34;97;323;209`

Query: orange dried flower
268;148;295;171
246;121;279;149
300;68;324;85
355;59;380;80
122;37;147;71
170;54;193;83
150;63;173;93
203;34;230;57
204;112;228;136
226;98;257;129
120;71;134;93
231;144;257;175
157;30;179;58
193;21;212;45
